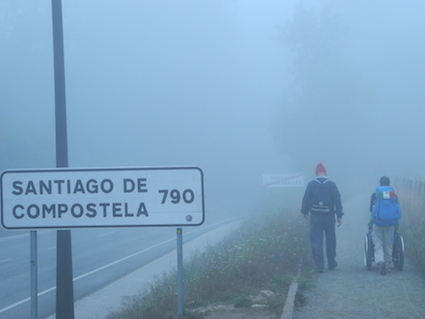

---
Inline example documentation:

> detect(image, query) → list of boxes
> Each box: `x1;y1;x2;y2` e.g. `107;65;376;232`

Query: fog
272;1;425;194
1;1;425;215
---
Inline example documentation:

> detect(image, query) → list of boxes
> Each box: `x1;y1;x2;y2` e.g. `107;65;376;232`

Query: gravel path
293;192;425;319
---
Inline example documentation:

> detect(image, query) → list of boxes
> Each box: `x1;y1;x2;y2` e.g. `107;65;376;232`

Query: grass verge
107;208;312;319
397;185;425;276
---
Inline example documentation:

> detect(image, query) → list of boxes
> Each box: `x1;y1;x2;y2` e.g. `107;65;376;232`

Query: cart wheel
364;234;372;270
393;234;404;271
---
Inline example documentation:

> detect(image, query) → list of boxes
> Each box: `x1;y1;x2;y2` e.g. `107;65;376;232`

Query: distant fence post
397;177;425;195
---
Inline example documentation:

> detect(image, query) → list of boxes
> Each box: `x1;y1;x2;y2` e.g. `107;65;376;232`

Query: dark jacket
301;176;343;218
369;193;376;213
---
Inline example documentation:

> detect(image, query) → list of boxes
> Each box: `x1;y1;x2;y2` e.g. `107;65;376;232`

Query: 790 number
158;189;195;204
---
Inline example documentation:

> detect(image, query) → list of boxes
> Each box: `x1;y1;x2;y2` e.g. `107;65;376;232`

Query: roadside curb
280;278;299;319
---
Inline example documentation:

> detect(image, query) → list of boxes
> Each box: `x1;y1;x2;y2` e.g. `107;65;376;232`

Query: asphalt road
0;211;240;319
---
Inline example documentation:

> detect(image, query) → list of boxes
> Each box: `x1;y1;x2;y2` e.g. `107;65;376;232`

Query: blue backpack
372;186;402;226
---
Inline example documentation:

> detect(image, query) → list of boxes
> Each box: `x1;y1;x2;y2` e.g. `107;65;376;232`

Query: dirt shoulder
293;192;425;319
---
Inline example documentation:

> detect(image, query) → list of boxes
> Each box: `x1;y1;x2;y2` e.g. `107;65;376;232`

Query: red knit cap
315;162;327;175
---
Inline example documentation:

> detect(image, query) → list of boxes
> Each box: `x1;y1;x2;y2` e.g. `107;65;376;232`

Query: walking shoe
329;261;338;270
379;262;387;275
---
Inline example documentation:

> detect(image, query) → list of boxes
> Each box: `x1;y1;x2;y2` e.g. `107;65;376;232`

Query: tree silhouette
272;3;371;180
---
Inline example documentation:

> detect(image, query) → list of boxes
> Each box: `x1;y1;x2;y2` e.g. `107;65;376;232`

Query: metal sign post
30;231;37;319
51;0;74;317
177;228;184;316
1;166;204;317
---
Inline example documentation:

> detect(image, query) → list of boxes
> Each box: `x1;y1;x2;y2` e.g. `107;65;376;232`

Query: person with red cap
301;162;344;272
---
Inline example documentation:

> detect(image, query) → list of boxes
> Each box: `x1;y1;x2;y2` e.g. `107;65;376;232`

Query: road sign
1;166;204;230
262;174;304;187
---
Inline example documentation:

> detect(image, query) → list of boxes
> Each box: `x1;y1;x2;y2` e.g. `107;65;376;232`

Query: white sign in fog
262;174;304;187
1;166;205;230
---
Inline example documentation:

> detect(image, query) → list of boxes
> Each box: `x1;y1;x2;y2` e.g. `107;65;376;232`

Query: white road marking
96;231;116;238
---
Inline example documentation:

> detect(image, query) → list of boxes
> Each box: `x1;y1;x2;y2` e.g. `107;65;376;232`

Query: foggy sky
2;1;425;213
273;1;425;193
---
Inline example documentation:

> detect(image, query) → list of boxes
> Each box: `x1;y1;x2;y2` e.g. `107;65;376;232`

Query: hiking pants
309;214;337;271
372;224;395;266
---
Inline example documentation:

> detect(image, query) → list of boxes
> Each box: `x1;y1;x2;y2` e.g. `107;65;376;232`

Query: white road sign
262;174;304;187
1;166;205;230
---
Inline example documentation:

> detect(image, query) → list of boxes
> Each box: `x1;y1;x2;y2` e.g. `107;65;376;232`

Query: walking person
369;176;402;275
301;162;343;272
